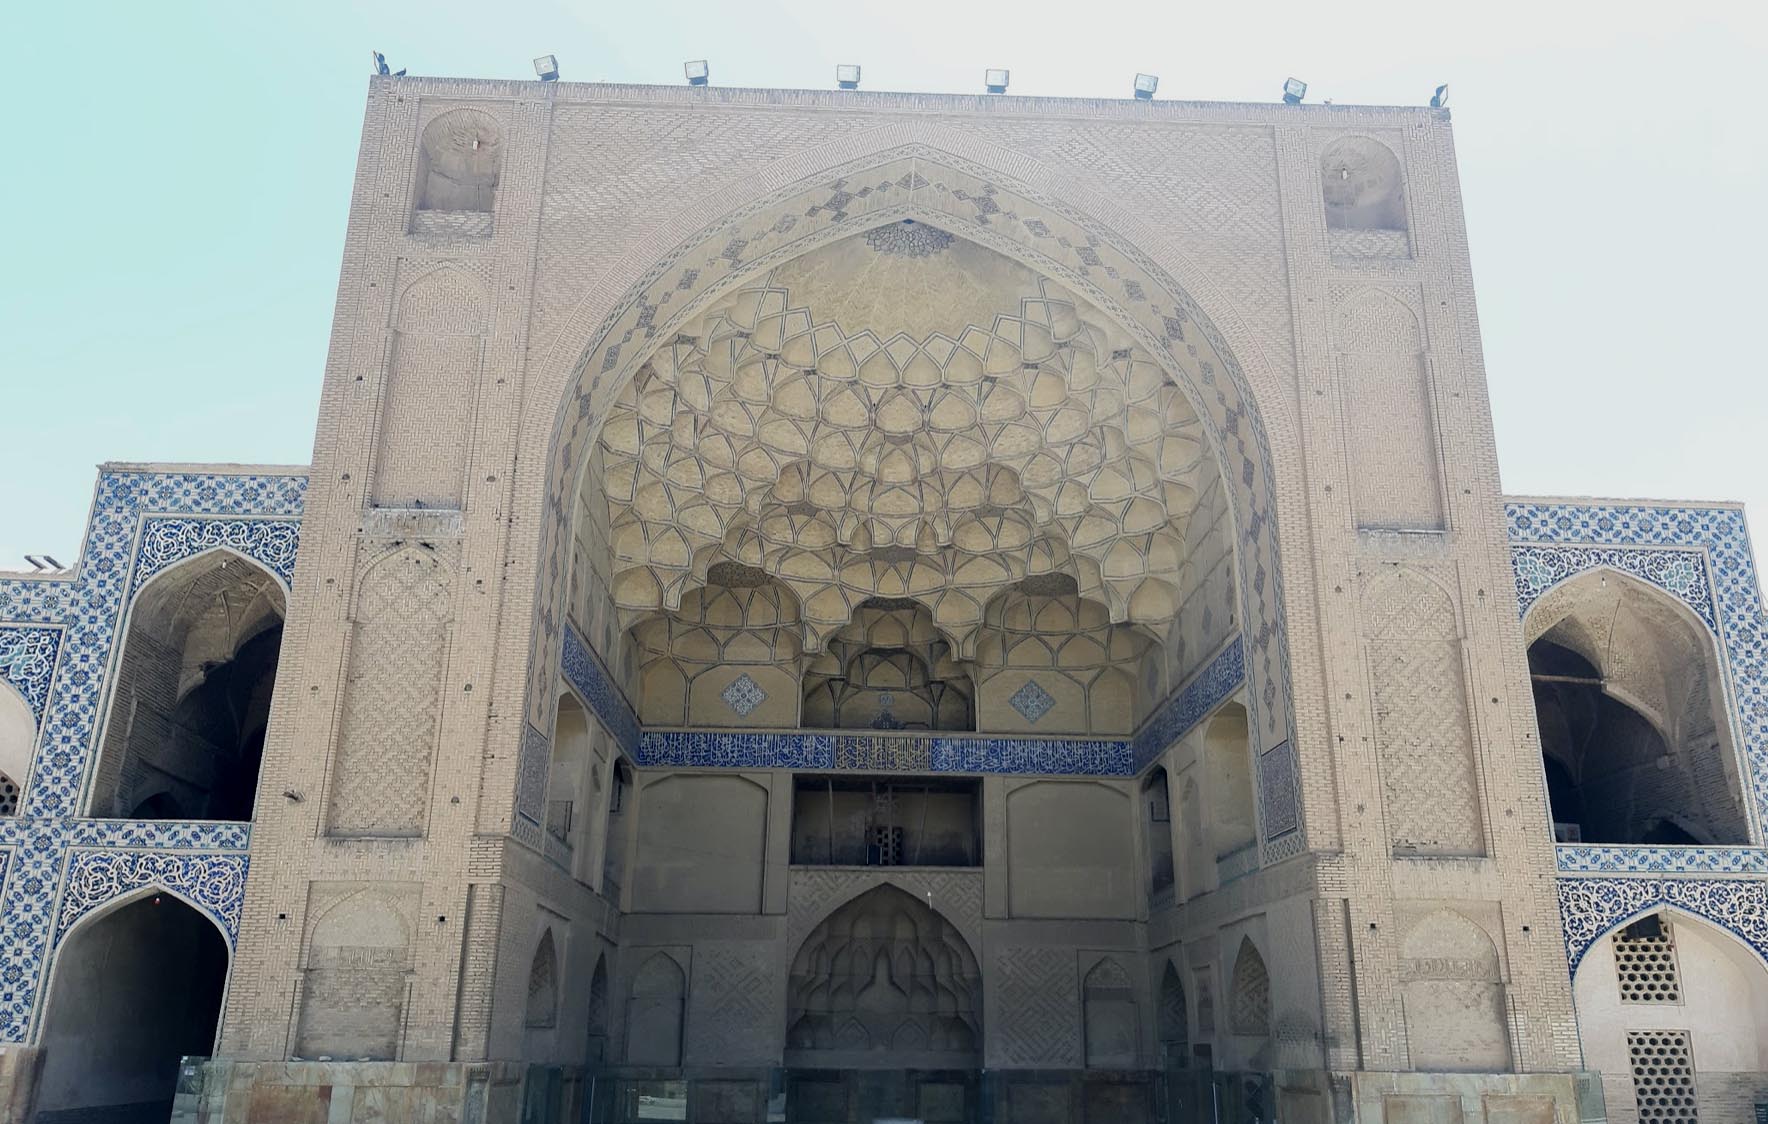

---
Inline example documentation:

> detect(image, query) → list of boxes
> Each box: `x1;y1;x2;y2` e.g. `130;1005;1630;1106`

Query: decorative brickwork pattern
1362;568;1484;855
328;545;454;836
993;946;1079;1065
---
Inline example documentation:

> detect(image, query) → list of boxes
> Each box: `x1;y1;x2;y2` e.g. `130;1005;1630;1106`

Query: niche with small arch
1321;136;1407;231
410;109;502;236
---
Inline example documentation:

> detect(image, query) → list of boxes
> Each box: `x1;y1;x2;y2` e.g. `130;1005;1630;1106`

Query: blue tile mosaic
1507;500;1768;877
1558;877;1768;972
0;627;62;725
1008;681;1055;724
721;673;767;718
0;468;304;1041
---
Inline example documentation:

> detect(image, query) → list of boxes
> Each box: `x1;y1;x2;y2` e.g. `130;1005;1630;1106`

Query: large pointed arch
519;138;1300;826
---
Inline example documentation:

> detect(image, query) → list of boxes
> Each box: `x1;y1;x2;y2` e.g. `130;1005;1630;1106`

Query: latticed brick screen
1627;1030;1698;1124
1615;918;1683;1003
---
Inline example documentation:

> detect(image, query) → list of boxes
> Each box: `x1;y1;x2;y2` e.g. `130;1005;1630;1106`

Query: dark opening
790;776;982;867
36;894;228;1124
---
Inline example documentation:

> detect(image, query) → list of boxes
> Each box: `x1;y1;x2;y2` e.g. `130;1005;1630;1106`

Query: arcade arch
1525;569;1749;846
90;550;286;821
36;892;229;1124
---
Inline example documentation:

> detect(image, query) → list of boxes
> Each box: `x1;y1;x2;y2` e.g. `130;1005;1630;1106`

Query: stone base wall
167;1059;580;1124
1349;1071;1604;1124
161;1061;1609;1124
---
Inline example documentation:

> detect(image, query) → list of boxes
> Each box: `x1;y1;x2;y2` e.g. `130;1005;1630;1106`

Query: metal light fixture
684;59;710;86
1133;73;1159;100
985;68;1010;94
534;55;559;82
371;50;406;78
1282;77;1307;105
1430;83;1449;108
836;64;861;90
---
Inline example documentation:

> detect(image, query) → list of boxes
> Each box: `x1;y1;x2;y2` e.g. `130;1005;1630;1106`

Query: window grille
1627;1030;1698;1124
0;773;17;816
1615;916;1682;1003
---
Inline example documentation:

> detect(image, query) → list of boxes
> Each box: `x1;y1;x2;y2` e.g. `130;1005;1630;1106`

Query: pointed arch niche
37;891;229;1121
785;884;981;1068
1525;568;1750;846
1572;909;1768;1118
89;550;286;821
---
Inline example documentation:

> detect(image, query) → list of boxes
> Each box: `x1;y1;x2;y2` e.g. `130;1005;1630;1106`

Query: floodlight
685;59;710;86
1282;77;1307;105
372;50;390;77
534;55;560;82
1430;83;1449;108
837;64;861;90
985;68;1010;94
1134;73;1158;100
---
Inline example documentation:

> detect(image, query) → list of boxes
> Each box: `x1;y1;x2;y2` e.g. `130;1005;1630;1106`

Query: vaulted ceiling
578;222;1226;656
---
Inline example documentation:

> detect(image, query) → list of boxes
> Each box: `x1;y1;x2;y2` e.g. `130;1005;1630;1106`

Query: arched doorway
89;550;286;821
36;892;228;1124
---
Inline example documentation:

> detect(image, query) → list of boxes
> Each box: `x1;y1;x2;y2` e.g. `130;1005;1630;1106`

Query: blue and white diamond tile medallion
1009;680;1056;724
721;673;767;718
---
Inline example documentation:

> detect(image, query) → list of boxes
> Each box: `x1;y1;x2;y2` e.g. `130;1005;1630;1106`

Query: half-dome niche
786;884;981;1068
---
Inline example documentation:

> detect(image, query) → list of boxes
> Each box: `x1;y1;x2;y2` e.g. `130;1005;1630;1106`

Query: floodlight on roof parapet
1283;77;1307;105
685;60;710;86
985;68;1010;94
837;64;861;90
534;55;560;82
1134;73;1159;100
1430;83;1449;108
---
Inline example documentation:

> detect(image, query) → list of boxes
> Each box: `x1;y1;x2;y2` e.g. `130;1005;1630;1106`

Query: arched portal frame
1521;563;1758;851
83;543;292;822
35;879;237;1041
520;140;1301;854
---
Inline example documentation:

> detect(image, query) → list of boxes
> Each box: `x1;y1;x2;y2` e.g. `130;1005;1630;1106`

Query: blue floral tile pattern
1008;681;1055;724
721;674;767;718
1558;877;1768;972
1511;543;1714;632
0;468;304;1042
54;849;248;946
0;628;61;724
1507;499;1768;876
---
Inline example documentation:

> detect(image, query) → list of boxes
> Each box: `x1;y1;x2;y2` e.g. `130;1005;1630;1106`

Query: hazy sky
2;0;1763;568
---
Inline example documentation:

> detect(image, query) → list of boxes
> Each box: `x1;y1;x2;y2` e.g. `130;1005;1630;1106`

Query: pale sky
2;0;1763;568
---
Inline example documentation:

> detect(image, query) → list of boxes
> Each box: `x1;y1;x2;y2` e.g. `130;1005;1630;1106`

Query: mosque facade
0;75;1765;1124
